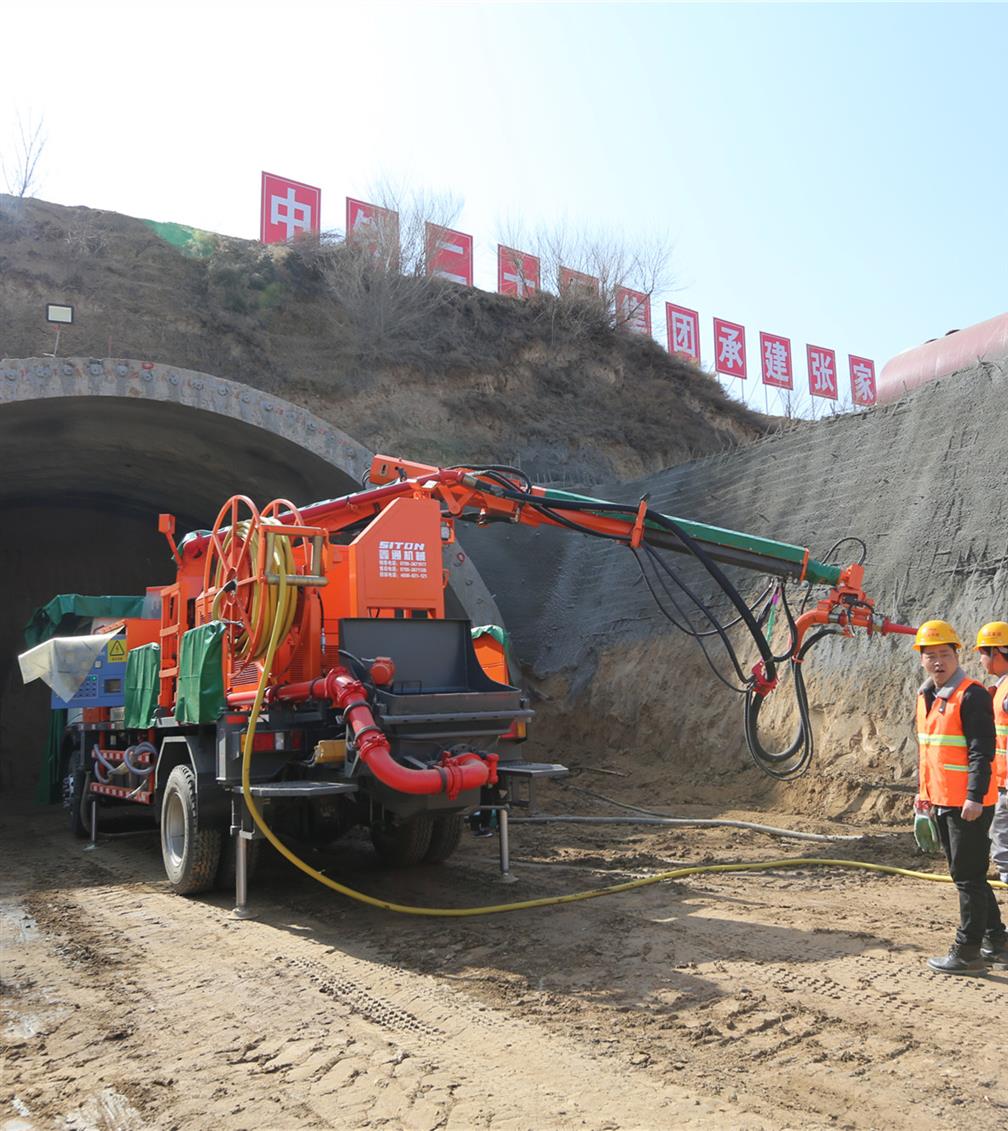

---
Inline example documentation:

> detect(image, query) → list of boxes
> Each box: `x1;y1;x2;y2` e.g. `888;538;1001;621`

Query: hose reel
203;495;327;669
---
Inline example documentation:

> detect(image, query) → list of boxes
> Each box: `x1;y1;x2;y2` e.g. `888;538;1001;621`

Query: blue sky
2;1;1005;414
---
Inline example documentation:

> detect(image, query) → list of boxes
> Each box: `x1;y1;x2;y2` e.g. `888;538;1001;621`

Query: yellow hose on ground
239;556;1007;918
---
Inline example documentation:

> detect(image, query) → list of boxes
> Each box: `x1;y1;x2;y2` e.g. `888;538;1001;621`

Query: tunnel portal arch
0;357;502;797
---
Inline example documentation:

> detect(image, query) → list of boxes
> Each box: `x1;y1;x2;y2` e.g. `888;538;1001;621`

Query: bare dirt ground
3;782;1007;1131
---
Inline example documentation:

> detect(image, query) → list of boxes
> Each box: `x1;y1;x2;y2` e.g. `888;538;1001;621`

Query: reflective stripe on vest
916;677;998;807
994;680;1008;790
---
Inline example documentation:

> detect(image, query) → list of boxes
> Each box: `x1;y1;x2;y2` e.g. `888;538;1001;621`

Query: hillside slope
464;360;1008;819
0;195;766;483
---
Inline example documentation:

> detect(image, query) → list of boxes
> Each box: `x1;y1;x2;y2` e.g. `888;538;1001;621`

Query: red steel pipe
233;666;497;799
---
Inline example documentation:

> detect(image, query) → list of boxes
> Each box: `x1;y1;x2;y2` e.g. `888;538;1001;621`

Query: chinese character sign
759;332;793;389
807;344;838;400
616;286;651;336
498;245;540;297
558;266;600;297
346;197;400;268
425;222;474;286
378;540;429;581
848;355;877;406
666;304;700;364
713;317;747;378
261;172;320;244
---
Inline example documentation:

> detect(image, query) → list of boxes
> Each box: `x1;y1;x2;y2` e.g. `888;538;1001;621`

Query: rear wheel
424;814;464;864
370;813;434;867
160;765;221;894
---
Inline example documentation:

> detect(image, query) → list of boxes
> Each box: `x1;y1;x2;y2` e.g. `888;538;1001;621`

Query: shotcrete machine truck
21;455;914;905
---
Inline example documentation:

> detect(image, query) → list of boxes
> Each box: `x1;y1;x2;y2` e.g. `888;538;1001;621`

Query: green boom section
540;489;843;587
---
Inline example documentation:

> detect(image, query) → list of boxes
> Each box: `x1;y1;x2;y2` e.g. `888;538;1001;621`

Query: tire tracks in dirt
3;816;782;1130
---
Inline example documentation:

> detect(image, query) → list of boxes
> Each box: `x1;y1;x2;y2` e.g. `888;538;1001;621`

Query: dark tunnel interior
0;395;374;798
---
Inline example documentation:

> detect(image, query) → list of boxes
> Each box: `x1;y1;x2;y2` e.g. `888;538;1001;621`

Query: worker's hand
961;800;983;821
913;799;941;855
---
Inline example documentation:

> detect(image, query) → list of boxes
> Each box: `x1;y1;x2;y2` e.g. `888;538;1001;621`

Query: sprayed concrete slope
461;360;1008;817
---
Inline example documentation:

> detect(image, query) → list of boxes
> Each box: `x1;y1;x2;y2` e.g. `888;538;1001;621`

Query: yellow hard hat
913;619;961;650
975;621;1008;650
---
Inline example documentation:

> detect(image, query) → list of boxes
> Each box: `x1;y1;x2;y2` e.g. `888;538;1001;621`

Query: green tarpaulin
124;643;161;729
175;622;227;725
24;594;147;649
24;593;149;805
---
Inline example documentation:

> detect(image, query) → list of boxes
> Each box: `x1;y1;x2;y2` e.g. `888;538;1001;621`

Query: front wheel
160;765;221;894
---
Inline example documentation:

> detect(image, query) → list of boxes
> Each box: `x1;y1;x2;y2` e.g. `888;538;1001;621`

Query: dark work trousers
935;806;1005;945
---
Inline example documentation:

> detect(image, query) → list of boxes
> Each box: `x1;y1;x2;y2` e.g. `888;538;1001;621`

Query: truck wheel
160;765;221;894
215;833;262;890
67;771;94;839
424;814;464;864
370;813;434;867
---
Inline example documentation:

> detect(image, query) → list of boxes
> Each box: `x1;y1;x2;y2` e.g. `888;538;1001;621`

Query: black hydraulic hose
639;510;777;682
636;546;750;686
743;627;838;780
452;464;534;492
645;546;776;642
633;548;750;693
531;500;761;689
474;477;779;676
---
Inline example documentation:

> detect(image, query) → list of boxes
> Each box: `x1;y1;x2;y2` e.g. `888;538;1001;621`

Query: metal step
238;781;358;798
497;761;569;780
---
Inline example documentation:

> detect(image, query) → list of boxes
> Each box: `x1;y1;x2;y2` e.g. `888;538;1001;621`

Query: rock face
461;360;1007;818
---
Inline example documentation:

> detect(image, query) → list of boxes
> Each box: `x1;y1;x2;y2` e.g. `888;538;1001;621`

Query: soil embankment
0;194;762;484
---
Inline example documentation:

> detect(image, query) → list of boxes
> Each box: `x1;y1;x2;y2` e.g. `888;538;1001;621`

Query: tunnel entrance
0;358;501;798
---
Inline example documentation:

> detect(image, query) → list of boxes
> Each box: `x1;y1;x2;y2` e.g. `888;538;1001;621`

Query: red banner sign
714;317;747;378
848;355;877;406
497;245;540;297
807;344;838;400
260;172;320;244
616;286;651;336
665;304;700;364
759;331;793;389
346;197;399;266
558;266;600;297
425;222;473;286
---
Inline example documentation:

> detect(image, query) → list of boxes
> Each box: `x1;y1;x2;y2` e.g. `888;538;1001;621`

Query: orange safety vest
917;676;998;807
993;678;1008;791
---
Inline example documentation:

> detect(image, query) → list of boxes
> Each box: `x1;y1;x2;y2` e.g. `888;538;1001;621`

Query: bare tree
498;217;677;334
367;180;463;278
289;181;466;364
2;110;46;198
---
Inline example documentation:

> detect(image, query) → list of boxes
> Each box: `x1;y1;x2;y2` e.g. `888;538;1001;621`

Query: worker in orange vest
913;620;1003;974
976;621;1008;945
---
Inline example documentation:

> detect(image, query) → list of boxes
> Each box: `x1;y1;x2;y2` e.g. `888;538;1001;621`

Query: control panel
51;636;128;709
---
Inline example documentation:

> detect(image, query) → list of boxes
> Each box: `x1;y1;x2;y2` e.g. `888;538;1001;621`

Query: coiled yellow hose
212;521;299;661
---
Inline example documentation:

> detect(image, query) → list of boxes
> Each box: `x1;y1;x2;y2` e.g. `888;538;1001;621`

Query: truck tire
370;813;434;867
67;771;94;839
424;814;464;864
215;833;262;890
160;765;221;894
